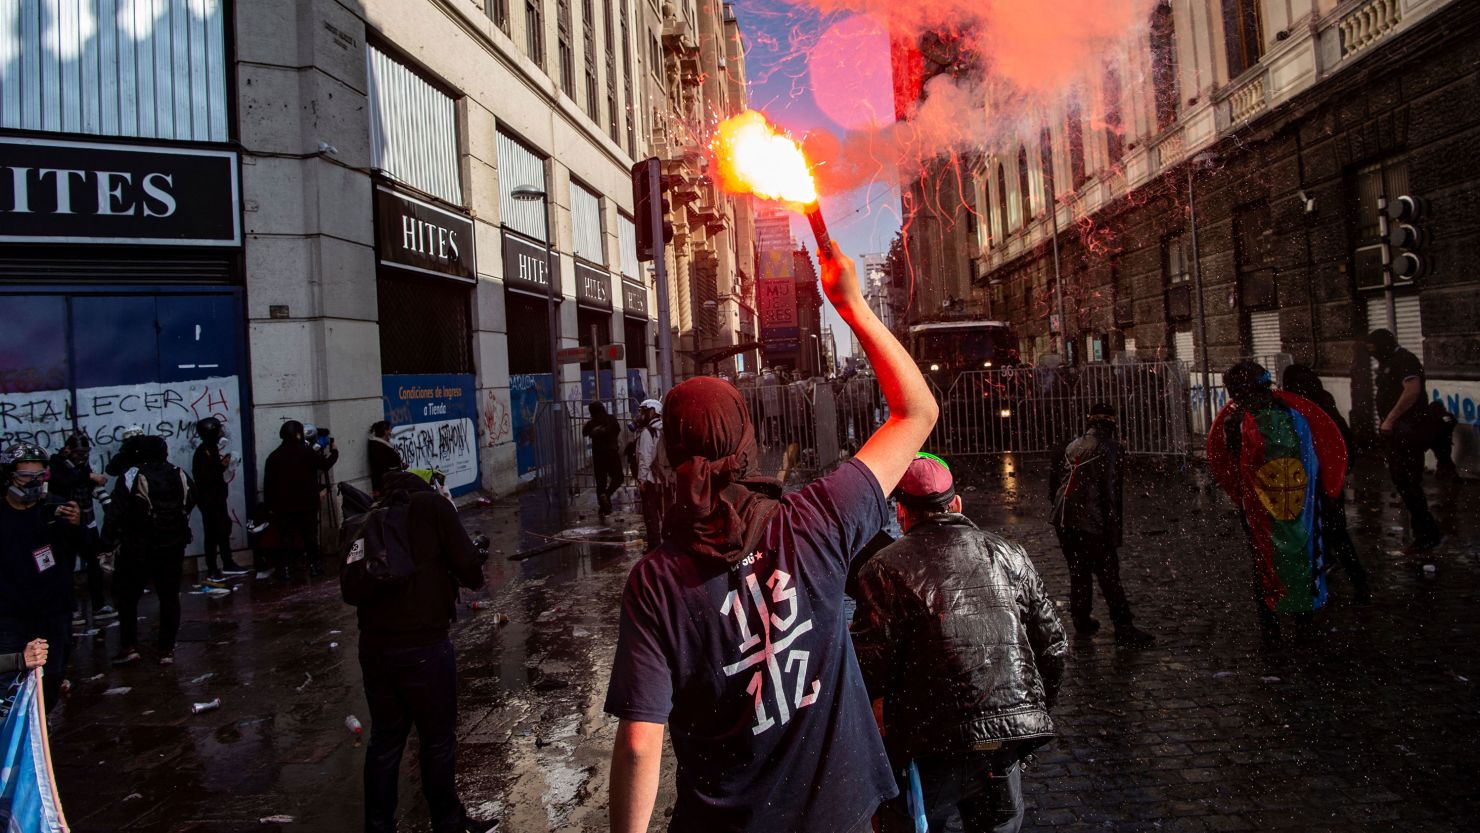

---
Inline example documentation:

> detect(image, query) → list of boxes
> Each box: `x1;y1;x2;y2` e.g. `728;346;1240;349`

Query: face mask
8;478;45;505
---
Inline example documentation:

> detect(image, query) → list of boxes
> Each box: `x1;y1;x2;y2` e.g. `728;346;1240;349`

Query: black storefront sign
374;184;476;282
502;231;561;295
576;262;612;310
0;136;239;246
622;279;648;319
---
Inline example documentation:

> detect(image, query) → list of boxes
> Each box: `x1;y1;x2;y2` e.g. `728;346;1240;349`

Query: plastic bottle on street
346;714;363;735
191;698;221;714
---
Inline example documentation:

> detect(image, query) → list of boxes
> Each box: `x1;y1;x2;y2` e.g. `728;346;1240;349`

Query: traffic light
631;157;675;262
1383;194;1429;282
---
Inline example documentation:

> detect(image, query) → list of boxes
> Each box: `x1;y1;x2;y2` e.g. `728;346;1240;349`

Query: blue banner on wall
382;374;480;496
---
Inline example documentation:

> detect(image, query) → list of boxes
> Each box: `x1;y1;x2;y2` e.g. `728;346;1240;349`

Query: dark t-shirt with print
1376;347;1426;426
604;458;898;833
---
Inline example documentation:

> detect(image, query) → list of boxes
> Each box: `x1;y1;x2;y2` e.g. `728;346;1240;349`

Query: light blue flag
0;670;69;833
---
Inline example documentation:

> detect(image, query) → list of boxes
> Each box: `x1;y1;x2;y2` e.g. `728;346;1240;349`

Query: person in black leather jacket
1048;403;1155;646
852;454;1069;833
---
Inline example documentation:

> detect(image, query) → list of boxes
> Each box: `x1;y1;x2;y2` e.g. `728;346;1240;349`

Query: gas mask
8;475;46;506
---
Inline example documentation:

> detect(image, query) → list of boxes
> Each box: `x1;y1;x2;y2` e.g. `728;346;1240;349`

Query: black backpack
339;491;416;606
131;463;193;547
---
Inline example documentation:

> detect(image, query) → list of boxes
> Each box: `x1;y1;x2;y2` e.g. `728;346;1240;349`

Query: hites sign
502;231;562;295
576;262;612;310
374;184;476;282
0;137;240;246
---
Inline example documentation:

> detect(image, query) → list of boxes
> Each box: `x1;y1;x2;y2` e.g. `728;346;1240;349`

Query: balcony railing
1228;73;1268;124
1339;0;1402;58
1151;129;1185;172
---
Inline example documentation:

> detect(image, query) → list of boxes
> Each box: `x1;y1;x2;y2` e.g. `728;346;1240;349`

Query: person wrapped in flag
1;664;69;833
1207;361;1347;637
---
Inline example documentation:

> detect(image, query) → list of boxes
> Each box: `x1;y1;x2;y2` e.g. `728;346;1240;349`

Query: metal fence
532;361;1202;499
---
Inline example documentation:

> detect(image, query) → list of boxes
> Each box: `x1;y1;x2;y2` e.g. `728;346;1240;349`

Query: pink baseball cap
894;453;955;510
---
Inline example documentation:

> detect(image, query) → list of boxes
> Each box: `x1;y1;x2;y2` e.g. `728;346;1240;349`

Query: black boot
1114;625;1155;648
1073;617;1101;635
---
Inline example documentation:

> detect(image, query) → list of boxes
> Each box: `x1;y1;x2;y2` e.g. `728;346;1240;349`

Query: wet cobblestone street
48;456;1479;832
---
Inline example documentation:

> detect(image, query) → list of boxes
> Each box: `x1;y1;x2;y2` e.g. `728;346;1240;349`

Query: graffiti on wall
382;374;480;496
481;389;511;448
0;376;248;551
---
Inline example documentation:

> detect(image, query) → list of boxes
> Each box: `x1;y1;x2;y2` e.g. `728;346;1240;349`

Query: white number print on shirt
720;563;821;735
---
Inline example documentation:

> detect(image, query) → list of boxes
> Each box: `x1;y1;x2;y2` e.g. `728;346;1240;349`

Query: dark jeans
879;753;1024;833
1056;528;1133;628
115;547;184;652
77;525;107;610
199;500;234;573
0;612;73;710
593;455;622;512
1386;425;1441;543
360;638;465;833
1319;493;1368;595
639;481;665;544
274;510;321;570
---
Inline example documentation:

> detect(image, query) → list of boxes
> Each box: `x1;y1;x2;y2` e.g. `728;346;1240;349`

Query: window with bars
1165;232;1190;284
526;0;545;66
378;274;474;374
604;0;619;143
1222;0;1263;78
571;182;605;264
1150;1;1178;130
1067;103;1087;188
505;289;553;374
487;0;509;32
557;0;573;92
1234;201;1277;309
617;213;640;280
624;318;649;368
366;44;462;206
1039;125;1055;208
1103;65;1124;165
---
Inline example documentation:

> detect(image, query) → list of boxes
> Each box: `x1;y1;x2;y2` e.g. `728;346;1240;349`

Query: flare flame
711;111;819;206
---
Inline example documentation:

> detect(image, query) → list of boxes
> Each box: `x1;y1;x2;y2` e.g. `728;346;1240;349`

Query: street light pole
1187;156;1215;433
513;185;566;506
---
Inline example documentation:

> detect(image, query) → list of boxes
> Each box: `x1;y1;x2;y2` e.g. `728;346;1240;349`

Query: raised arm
821;243;938;495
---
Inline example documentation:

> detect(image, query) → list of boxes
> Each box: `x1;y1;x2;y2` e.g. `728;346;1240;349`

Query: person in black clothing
193;417;248;582
1423;400;1460;480
367;420;405;496
1366;329;1442;552
1282;365;1371;602
263;420;339;579
853;455;1068;833
353;470;494;833
106;435;195;667
583;402;622;516
0;442;82;709
48;432;114;619
1048;403;1154;647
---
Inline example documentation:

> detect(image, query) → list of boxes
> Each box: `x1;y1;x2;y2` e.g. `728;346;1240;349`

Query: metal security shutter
1174;329;1195;363
497;131;548;241
1;0;228;142
1249;310;1282;361
367;45;461;205
1366;294;1424;356
617;214;639;280
571;182;604;264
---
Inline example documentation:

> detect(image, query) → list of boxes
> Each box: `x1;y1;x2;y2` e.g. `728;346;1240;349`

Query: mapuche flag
1208;391;1347;614
0;670;69;832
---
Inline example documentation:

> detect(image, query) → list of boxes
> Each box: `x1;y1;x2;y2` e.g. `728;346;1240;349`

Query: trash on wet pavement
103;686;131;696
295;673;313;692
191;698;221;714
346;714;363;746
259;815;296;824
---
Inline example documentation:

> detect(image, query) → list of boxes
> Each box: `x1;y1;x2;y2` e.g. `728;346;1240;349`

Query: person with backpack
605;243;938;833
193;417;249;582
340;470;495;833
1048;403;1154;647
263;420;339;580
0;442;83;709
104;435;194;667
632;399;669;545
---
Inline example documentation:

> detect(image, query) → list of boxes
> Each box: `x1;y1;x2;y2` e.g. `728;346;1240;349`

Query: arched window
996;163;1010;236
1018;146;1033;225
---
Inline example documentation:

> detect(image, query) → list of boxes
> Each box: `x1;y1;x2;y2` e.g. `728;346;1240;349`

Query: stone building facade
898;0;1479;469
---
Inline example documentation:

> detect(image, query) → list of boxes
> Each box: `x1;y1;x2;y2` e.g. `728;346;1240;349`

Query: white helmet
639;399;663;415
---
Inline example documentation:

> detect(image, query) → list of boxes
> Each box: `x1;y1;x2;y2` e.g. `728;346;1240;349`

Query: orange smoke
711;111;819;206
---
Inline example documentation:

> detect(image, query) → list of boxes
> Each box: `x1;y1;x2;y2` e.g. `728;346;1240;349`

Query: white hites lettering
399;213;461;262
0;167;177;217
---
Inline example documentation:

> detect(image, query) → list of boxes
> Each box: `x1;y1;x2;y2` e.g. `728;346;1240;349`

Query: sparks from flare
712;111;819;207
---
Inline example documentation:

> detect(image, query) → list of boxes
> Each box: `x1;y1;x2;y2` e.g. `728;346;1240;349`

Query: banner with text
382;374;480;496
